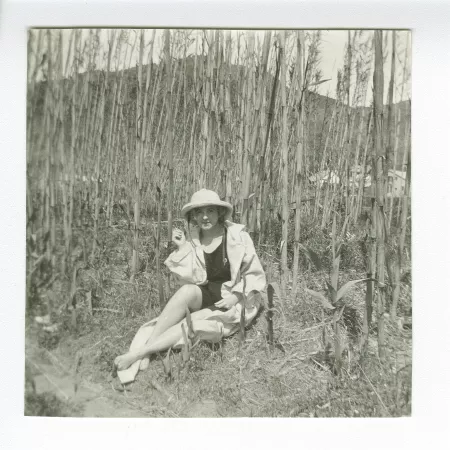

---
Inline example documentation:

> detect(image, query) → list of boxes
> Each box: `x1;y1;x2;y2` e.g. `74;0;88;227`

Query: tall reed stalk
279;31;289;295
292;31;305;294
373;30;387;360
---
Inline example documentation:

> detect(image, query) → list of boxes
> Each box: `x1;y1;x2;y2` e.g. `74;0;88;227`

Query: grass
25;391;82;417
25;216;412;417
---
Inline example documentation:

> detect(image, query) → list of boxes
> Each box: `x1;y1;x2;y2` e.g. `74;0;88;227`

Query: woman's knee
174;284;202;308
177;284;201;297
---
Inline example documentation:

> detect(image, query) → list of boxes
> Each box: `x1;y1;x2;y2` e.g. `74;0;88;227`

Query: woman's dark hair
217;206;228;224
187;205;228;225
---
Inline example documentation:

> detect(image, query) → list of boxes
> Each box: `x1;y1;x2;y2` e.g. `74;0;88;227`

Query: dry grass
25;219;412;417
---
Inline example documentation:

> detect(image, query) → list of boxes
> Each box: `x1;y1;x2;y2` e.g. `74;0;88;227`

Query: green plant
25;391;82;417
37;328;62;350
303;214;368;375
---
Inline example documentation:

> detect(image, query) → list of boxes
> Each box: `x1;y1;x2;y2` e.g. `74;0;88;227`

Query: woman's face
192;206;220;231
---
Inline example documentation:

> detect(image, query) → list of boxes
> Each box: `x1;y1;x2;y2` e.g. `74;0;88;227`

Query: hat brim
181;200;233;220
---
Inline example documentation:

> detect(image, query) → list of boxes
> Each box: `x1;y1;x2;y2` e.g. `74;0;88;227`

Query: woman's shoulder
225;221;246;234
225;221;253;242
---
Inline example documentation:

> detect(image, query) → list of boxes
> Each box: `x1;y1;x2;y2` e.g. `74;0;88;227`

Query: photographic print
25;28;411;418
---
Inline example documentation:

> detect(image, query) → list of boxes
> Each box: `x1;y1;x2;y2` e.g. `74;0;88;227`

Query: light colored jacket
164;220;266;299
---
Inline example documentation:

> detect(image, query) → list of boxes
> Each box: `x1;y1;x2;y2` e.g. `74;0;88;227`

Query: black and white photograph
2;0;450;447
23;27;414;418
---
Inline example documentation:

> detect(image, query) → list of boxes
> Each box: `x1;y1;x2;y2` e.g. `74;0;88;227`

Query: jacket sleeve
231;231;266;297
164;242;206;286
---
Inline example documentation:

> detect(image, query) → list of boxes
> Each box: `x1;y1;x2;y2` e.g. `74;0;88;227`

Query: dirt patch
27;358;149;417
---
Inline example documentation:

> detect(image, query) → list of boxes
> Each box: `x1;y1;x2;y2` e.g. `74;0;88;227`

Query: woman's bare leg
148;284;202;341
138;305;215;370
114;320;190;370
115;307;216;370
115;284;203;370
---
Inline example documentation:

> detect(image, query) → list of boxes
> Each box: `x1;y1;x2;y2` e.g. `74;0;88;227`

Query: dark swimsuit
199;230;232;308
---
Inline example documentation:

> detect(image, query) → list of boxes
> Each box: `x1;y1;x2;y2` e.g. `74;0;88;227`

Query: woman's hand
215;294;240;310
172;228;186;248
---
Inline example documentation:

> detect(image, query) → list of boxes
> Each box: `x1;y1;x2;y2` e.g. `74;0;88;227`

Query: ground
25;218;412;418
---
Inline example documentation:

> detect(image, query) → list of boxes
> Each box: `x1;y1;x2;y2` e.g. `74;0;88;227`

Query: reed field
25;28;411;417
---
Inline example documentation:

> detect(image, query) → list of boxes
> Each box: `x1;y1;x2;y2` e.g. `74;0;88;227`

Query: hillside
28;56;411;175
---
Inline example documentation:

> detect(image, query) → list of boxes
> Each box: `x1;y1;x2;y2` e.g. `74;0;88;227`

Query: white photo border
1;0;449;449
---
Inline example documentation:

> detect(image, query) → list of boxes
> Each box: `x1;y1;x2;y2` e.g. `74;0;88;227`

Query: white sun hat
181;189;233;220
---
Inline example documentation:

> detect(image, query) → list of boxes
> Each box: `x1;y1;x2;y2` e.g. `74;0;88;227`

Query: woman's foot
114;352;139;371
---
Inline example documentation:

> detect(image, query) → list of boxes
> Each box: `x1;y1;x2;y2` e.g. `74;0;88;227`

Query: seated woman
114;189;266;372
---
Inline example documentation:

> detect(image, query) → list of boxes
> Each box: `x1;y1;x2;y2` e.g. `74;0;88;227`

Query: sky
28;28;411;105
318;30;410;103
